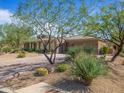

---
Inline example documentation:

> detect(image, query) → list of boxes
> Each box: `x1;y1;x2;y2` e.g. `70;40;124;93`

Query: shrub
1;46;11;53
17;51;26;58
56;64;70;72
72;52;107;85
82;45;96;54
11;48;20;53
35;67;48;76
24;48;35;52
67;47;80;58
35;49;41;53
101;47;109;55
67;46;96;58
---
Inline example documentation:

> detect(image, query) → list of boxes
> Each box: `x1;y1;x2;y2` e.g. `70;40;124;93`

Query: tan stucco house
23;36;108;54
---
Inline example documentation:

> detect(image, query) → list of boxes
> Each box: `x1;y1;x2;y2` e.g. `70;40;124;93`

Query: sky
0;0;122;25
0;0;21;24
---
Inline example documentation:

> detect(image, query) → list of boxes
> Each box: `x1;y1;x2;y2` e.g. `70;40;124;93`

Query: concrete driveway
0;54;67;67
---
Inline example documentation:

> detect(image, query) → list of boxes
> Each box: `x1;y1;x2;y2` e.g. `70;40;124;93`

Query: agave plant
72;52;107;85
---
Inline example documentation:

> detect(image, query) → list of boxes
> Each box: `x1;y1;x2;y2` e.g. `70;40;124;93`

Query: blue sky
0;0;21;24
0;0;21;12
0;0;122;24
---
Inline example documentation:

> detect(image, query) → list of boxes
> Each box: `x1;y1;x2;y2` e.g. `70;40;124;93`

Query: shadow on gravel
52;79;92;93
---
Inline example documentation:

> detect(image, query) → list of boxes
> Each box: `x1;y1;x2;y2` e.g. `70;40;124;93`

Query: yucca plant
72;52;107;85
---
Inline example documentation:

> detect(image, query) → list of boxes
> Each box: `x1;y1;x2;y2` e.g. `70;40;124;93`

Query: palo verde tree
15;0;83;64
0;25;4;51
2;24;34;49
84;1;124;61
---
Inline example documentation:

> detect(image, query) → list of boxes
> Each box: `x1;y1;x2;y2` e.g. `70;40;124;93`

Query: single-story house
23;36;111;54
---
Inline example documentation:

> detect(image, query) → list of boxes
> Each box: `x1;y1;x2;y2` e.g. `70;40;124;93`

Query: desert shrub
1;46;11;53
101;47;109;55
35;67;48;76
17;51;26;58
67;46;96;58
24;48;35;52
72;52;107;85
56;64;70;72
23;48;28;51
67;47;80;58
82;45;96;54
11;48;20;53
35;49;41;53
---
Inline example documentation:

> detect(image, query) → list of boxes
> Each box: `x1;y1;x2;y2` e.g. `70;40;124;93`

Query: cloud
0;9;13;24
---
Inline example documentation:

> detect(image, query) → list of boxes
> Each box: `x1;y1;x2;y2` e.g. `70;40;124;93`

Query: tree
83;2;124;61
0;25;4;52
2;24;34;49
0;25;4;40
15;0;83;64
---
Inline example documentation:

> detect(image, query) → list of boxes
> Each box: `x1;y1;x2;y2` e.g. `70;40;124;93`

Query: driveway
0;54;67;67
0;54;68;82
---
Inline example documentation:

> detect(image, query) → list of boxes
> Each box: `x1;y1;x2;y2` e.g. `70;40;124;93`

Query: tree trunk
43;53;54;64
111;45;123;62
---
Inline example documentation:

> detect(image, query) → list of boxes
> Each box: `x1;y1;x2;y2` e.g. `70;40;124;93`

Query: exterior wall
23;38;108;54
65;39;98;54
24;40;57;51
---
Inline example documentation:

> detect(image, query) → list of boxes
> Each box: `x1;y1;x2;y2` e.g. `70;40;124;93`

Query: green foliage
24;48;35;52
1;24;34;49
35;67;48;76
72;52;107;82
35;49;41;53
24;48;42;53
83;2;124;60
82;45;96;54
11;48;20;53
15;0;84;64
101;47;109;55
17;51;26;58
67;46;96;58
1;46;11;53
56;64;70;72
67;47;80;58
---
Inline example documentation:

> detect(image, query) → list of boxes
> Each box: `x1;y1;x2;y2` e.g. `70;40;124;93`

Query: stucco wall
24;38;108;54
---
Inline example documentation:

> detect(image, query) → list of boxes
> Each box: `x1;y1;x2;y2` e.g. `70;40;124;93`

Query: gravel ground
0;54;68;82
0;54;124;93
1;63;124;93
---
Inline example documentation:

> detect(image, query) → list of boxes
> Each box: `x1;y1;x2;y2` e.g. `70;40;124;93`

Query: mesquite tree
84;2;124;61
16;0;82;64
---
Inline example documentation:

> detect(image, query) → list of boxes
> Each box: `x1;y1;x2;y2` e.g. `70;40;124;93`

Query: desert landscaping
0;0;124;93
0;52;124;93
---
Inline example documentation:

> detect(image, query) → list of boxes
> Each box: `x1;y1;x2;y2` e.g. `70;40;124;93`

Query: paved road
0;54;68;82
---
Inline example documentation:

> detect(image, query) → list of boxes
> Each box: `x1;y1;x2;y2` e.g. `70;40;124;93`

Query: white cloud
0;9;13;24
